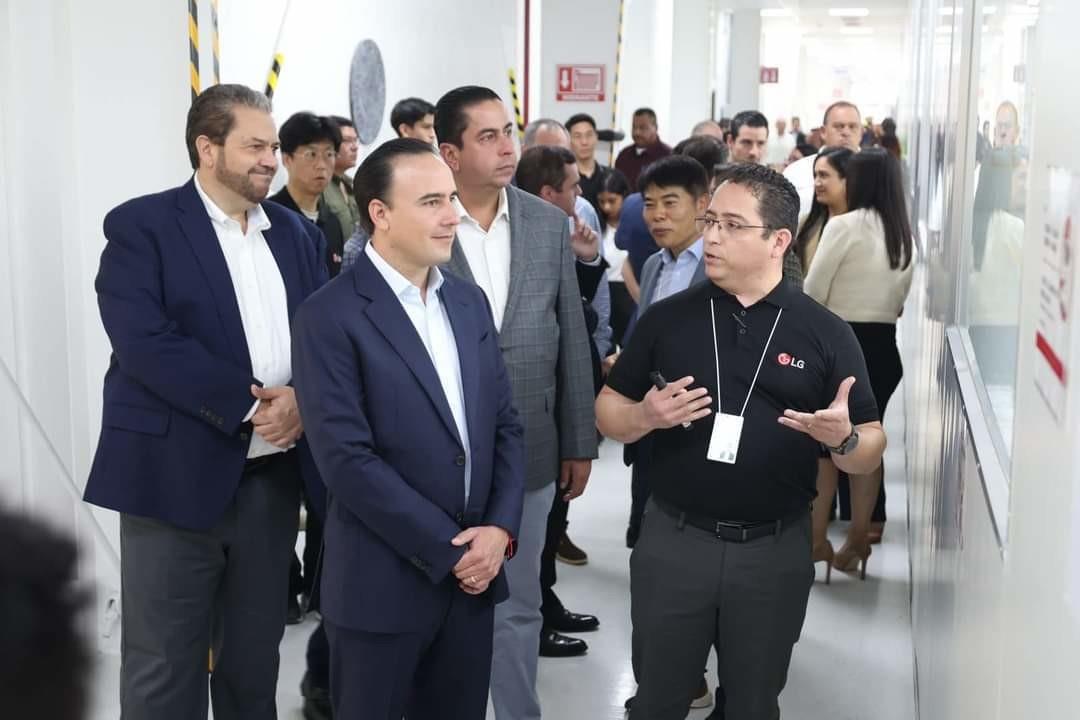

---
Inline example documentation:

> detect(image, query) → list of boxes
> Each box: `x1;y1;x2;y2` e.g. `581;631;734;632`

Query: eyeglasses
694;216;774;235
292;148;338;164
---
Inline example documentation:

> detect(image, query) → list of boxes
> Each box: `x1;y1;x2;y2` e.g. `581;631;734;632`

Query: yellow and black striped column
209;0;220;85
508;69;525;140
188;0;200;102
609;0;626;164
265;53;283;100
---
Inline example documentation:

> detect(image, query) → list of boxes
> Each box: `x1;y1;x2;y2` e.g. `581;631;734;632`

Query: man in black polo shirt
596;163;885;720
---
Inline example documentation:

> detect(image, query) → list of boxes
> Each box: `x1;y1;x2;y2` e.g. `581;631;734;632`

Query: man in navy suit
292;138;525;720
84;84;328;719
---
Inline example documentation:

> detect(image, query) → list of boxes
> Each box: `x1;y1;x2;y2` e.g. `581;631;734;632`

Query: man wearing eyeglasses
270;112;346;277
597;163;886;720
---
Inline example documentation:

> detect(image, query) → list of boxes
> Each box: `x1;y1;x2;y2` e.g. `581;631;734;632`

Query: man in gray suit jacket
435;86;598;720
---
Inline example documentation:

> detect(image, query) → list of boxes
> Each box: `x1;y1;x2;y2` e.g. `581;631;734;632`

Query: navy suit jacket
84;178;329;531
292;250;525;633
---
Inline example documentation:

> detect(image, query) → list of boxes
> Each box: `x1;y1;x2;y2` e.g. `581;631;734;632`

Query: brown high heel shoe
812;541;835;584
833;543;872;580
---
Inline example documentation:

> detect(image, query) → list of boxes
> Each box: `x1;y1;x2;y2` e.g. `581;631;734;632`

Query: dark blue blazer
84;178;329;531
292;250;525;633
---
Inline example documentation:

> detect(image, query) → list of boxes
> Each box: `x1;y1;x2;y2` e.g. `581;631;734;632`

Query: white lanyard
708;299;783;417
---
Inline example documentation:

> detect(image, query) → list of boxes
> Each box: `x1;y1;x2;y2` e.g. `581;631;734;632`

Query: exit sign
760;66;780;84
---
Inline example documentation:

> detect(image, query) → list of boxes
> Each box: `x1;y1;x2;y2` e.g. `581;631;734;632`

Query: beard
214;152;273;204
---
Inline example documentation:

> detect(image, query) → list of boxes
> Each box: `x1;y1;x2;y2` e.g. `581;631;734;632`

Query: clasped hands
250;384;303;448
451;526;510;595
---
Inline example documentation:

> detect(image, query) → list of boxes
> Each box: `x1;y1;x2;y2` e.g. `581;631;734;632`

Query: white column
727;8;761;115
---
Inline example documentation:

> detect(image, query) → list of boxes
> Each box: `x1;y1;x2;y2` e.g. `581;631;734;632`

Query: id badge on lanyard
705;301;782;465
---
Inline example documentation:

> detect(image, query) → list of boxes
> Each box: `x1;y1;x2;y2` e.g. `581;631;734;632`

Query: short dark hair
637;154;709;198
279;112;342;154
717;163;800;239
434;86;502;148
352;138;441;235
328;115;356;131
730;110;769;140
881;117;897;136
389;97;436;136
184;83;272;169
600;168;631;197
566;113;597;132
823;101;861;126
0;508;90;720
633;107;658;125
673;136;728;183
846;148;913;270
516;145;576;197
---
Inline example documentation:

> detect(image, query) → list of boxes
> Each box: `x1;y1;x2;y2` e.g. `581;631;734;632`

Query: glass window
964;2;1041;460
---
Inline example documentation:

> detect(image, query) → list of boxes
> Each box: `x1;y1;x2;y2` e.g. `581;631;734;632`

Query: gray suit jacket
444;185;598;491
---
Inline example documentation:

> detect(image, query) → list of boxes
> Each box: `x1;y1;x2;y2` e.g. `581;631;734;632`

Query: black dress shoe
300;670;333;720
539;630;588;657
546;607;599;633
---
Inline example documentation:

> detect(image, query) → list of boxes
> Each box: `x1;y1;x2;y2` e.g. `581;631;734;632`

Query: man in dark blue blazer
84;84;328;720
292;138;525;720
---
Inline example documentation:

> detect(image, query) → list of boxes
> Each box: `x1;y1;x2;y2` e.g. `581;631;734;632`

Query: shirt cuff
577;253;603;266
242;398;261;423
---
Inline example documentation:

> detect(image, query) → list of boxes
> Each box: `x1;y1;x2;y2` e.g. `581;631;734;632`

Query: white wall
1;0;194;650
999;0;1080;712
535;0;620;128
217;0;520;180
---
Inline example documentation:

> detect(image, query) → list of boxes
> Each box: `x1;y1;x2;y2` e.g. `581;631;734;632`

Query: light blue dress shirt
652;237;705;303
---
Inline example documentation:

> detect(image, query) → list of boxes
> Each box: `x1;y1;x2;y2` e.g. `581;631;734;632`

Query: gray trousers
490;482;557;720
119;452;302;720
629;499;813;720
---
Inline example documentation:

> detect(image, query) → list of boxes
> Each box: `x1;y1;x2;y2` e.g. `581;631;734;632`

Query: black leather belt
244;450;291;473
652;496;808;543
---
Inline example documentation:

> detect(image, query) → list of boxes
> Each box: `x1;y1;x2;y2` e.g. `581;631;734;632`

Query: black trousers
325;590;495;720
610;280;636;349
837;322;903;523
630;501;812;720
289;486;324;606
119;452;301;720
540;483;570;624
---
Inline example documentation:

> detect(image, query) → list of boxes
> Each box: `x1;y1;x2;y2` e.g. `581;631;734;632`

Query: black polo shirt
606;277;878;522
577;162;611;228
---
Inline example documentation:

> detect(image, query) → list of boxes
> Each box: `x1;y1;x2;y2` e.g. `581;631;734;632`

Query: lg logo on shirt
777;353;806;370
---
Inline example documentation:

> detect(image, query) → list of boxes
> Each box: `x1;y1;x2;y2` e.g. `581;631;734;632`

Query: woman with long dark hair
598;169;635;348
794;146;854;271
804;148;914;579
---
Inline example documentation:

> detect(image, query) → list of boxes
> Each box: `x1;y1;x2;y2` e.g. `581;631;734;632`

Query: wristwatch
825;425;860;455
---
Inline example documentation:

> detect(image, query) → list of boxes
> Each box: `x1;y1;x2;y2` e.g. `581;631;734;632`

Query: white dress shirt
364;243;473;503
783;153;817;222
194;175;292;459
453;188;511;330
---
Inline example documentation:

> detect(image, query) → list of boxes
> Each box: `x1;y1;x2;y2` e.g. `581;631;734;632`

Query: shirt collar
364;241;445;300
453;187;510;226
707;275;794;309
660;236;704;265
193;174;271;233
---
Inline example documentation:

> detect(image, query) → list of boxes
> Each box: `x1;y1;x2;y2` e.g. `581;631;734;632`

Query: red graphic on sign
777;353;793;366
760;67;780;84
556;65;605;102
